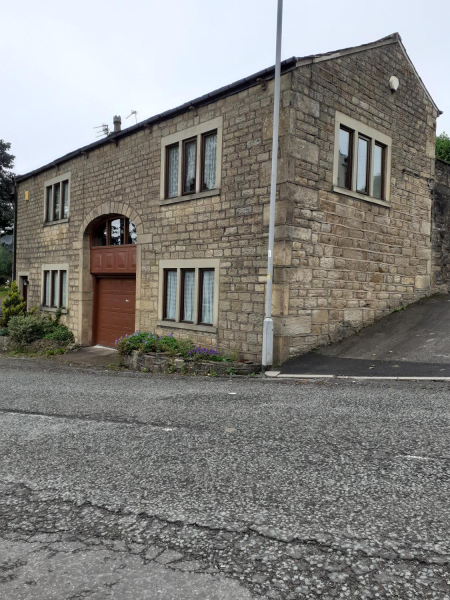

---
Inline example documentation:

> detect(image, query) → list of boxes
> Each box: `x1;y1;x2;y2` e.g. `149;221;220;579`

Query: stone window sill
157;320;217;334
160;188;220;206
40;306;68;314
43;217;70;227
332;186;390;208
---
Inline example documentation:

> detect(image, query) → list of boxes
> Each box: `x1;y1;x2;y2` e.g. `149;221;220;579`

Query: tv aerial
126;110;138;124
94;123;109;138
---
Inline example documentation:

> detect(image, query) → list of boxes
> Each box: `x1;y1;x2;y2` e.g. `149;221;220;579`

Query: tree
436;132;450;163
1;281;25;326
0;140;15;232
0;245;12;283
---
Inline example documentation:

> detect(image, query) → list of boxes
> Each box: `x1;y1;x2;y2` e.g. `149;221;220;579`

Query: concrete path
55;345;121;368
279;294;450;378
1;357;450;598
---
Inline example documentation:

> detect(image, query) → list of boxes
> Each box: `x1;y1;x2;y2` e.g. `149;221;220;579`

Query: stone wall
123;350;259;376
432;159;450;292
15;73;293;363
270;41;438;362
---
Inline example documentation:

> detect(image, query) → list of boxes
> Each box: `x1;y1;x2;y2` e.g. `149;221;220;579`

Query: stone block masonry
269;41;438;363
432;158;450;292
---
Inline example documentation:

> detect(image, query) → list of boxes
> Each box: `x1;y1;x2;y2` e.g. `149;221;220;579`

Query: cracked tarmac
1;356;450;598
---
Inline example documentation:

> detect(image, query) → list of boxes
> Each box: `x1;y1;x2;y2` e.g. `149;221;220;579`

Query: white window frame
332;111;392;207
160;117;223;205
157;259;220;332
41;263;69;312
43;172;71;224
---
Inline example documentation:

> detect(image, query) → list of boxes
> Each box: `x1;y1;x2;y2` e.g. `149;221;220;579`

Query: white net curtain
167;146;179;198
201;271;214;324
166;271;177;320
183;271;195;322
203;133;217;190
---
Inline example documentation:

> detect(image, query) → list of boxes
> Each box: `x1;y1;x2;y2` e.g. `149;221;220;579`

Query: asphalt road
0;357;450;598
281;294;450;377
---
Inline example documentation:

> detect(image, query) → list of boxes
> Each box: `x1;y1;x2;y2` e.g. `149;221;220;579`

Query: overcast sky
2;0;449;175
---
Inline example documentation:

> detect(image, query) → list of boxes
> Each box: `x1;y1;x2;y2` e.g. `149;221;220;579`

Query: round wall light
389;76;399;92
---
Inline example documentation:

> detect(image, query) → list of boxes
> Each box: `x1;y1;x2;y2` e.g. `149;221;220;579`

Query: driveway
280;293;450;378
1;357;450;598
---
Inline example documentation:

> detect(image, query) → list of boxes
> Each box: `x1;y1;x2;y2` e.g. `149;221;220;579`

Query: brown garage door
95;278;136;347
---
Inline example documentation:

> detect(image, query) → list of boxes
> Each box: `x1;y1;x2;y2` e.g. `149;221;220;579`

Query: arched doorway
91;216;137;347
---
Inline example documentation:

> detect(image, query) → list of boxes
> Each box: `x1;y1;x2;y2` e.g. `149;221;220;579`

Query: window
356;135;370;195
42;266;68;309
337;127;352;190
182;138;197;195
160;117;223;203
166;144;179;199
158;260;219;330
333;112;391;204
201;131;217;191
199;269;214;325
44;173;70;223
164;269;177;320
91;217;137;246
181;269;195;322
373;143;385;200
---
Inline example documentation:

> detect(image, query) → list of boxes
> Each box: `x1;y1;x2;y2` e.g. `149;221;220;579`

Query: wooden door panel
96;278;136;347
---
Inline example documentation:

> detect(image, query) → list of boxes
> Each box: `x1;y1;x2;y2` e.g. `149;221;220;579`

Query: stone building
15;33;441;364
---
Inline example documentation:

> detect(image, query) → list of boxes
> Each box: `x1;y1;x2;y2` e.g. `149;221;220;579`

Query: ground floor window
42;265;68;309
158;259;219;330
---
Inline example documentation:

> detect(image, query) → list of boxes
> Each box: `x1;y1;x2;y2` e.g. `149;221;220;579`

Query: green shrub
44;324;74;342
8;314;45;344
116;331;194;357
8;313;74;345
1;281;26;326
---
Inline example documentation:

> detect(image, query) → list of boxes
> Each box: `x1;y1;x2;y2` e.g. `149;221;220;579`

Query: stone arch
79;201;144;241
77;201;144;346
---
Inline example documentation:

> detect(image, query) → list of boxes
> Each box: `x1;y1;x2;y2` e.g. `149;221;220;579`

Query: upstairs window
44;173;70;223
334;112;391;205
182;137;197;194
91;217;137;247
201;131;217;191
160;117;222;203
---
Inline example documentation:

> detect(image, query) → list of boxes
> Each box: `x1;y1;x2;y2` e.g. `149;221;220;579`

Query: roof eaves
16;57;298;183
295;33;399;67
295;32;441;115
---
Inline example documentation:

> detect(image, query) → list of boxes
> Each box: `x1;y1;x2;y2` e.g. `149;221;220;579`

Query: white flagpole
262;0;283;368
